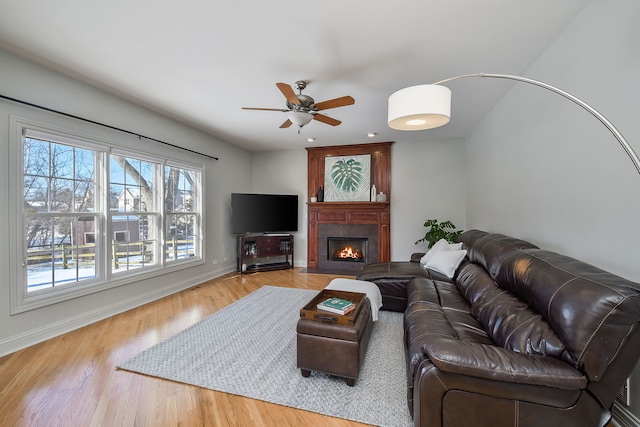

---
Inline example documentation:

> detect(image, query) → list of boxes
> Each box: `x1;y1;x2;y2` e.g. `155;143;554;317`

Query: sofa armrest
410;252;426;263
423;337;587;389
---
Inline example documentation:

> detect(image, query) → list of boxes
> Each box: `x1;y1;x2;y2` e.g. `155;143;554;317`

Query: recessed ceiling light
367;132;377;138
307;137;315;142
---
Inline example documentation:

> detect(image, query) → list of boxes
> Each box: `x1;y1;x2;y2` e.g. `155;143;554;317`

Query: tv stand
237;234;294;274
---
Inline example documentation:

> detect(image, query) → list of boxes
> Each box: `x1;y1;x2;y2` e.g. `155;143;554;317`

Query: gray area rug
118;285;413;426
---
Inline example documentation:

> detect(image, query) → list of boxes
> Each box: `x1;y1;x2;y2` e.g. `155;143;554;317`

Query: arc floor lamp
387;73;640;176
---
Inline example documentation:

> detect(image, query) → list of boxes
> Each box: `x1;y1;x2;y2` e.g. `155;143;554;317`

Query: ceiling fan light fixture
288;112;314;127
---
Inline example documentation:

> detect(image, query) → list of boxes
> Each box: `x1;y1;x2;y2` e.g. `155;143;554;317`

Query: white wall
391;139;467;259
464;0;640;419
249;149;309;267
466;0;640;280
0;49;252;356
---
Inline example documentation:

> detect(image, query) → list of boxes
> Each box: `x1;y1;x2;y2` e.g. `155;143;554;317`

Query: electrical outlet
212;259;218;265
223;256;228;262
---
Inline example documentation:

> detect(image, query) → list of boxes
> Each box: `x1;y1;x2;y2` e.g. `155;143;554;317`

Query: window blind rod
0;93;219;161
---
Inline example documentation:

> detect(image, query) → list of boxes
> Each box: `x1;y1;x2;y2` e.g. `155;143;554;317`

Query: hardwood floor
0;268;371;427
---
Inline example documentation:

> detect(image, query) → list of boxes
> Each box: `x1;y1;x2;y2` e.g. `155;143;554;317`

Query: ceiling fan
242;81;355;133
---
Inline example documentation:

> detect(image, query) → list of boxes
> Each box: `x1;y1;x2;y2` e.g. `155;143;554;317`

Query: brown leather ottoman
296;295;373;386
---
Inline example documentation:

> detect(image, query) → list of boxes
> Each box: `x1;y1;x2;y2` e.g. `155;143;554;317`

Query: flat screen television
231;193;299;234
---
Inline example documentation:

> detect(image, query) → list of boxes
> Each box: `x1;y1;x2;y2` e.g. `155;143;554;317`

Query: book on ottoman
299;289;367;325
317;297;355;315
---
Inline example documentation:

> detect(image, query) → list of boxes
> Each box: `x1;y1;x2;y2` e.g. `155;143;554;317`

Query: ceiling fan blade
314;96;355;111
276;82;301;105
242;107;289;111
313;114;341;126
279;119;293;128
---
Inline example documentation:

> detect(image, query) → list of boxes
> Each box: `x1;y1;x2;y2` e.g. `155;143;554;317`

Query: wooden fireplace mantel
306;142;393;269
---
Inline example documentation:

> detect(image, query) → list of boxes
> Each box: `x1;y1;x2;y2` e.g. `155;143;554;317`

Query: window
23;136;100;293
109;153;160;272
164;164;201;262
11;118;204;313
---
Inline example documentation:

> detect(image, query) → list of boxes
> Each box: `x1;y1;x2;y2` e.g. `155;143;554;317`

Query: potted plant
415;219;463;248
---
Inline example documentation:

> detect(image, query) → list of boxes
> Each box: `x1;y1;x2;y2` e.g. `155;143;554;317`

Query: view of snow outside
27;240;195;292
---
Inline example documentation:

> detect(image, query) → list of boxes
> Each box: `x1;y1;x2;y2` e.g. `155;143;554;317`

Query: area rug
118;285;412;426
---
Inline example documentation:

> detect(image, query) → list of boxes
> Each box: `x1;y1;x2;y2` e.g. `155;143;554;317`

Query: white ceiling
0;0;590;151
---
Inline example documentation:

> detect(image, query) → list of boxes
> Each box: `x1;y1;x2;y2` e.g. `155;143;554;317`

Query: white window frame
9;116;205;314
163;160;202;264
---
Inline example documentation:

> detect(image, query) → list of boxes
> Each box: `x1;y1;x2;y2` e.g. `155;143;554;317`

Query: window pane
75;148;95;181
50;143;75;179
24;139;96;214
70;217;97;282
109;183;123;210
112;214;158;272
165;213;197;261
75;179;94;212
165;166;196;213
51;178;74;212
26;216;96;292
24;176;48;212
23;138;49;177
110;155;156;213
110;157;125;185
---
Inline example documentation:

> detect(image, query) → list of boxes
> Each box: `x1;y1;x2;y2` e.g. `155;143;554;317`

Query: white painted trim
0;265;235;357
612;401;640;427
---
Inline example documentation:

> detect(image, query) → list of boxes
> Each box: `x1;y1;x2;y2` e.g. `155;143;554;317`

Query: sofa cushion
495;249;640;381
404;282;494;415
356;261;452;312
408;277;476;318
456;261;565;358
456;229;490;250
463;233;539;279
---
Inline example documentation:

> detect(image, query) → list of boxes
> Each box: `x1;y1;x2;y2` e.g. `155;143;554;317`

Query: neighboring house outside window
10;117;204;314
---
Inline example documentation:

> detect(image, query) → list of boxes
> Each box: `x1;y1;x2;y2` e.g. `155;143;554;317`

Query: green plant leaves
330;158;363;192
415;219;463;248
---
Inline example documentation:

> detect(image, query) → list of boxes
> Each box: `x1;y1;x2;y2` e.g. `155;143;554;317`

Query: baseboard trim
0;265;235;357
612;401;640;427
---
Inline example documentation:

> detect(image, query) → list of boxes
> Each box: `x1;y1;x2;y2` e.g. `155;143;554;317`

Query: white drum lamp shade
388;84;452;130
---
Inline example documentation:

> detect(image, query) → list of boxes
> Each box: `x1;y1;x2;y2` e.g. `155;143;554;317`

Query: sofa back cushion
460;232;539;279
456;229;490;250
495;249;640;381
456;262;565;358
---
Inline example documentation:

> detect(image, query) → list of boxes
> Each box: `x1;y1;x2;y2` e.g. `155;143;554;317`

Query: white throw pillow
420;239;461;266
425;249;467;278
447;242;463;250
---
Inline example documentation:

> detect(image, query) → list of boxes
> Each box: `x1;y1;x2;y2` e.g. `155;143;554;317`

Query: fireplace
306;142;392;270
328;237;368;263
317;224;378;272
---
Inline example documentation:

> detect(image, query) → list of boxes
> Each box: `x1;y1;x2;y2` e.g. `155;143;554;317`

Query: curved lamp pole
388;73;640;176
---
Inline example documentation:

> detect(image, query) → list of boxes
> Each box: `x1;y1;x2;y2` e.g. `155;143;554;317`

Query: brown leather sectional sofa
356;229;640;427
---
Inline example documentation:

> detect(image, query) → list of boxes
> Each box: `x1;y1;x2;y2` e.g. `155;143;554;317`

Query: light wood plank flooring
0;268;373;427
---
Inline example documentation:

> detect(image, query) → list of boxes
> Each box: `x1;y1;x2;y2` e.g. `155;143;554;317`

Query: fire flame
336;246;362;259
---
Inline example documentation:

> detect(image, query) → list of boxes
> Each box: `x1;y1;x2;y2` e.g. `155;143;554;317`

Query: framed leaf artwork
323;154;371;201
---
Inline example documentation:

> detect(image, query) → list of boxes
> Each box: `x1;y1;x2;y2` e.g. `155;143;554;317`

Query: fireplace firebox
317;224;378;272
327;237;368;263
